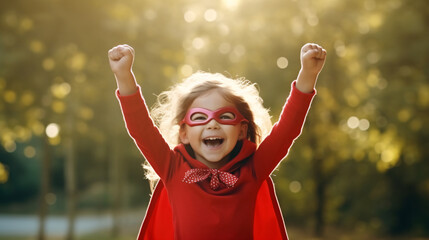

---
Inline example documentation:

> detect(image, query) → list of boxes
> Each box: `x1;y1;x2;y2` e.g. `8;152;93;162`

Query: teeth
203;137;224;147
204;137;222;140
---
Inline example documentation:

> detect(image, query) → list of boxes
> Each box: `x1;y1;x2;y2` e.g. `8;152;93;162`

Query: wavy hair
144;71;272;186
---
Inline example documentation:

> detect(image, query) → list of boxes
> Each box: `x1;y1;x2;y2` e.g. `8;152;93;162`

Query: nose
206;119;220;129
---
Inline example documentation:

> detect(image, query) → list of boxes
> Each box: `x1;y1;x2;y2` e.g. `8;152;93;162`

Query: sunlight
222;0;241;11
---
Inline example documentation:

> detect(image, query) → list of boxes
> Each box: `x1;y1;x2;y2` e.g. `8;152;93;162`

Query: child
108;43;326;240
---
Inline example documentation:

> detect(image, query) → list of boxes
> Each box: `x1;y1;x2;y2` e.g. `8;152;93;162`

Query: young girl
108;43;326;240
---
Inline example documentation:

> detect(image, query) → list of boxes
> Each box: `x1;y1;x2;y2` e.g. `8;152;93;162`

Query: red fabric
138;177;287;240
138;181;174;239
116;80;315;240
253;178;287;239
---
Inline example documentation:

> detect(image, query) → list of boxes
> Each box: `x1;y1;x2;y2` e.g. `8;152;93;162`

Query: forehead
189;89;235;111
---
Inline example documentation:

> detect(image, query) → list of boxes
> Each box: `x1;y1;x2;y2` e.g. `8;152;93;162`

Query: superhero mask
180;107;248;126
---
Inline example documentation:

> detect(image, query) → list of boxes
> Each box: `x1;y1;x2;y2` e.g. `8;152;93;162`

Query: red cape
137;177;288;239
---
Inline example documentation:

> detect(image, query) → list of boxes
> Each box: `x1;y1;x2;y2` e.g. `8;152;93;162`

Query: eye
190;113;208;121
220;112;235;120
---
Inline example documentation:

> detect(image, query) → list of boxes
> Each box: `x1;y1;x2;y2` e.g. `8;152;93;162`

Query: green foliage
1;0;428;237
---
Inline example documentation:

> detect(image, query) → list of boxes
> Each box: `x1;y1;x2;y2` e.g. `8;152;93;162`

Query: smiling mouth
203;137;224;147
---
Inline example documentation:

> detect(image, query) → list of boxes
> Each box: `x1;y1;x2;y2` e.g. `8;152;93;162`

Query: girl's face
179;89;248;169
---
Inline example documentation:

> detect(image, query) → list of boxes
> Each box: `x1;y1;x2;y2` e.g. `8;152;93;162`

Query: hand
300;43;327;77
108;45;138;96
295;43;327;93
108;44;135;76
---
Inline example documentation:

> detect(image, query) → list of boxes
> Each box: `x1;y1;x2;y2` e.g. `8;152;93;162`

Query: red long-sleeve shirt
117;80;315;240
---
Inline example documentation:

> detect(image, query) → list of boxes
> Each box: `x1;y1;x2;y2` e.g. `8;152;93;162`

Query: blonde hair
144;71;272;184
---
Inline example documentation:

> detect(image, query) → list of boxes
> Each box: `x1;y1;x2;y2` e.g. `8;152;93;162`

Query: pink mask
180;107;248;126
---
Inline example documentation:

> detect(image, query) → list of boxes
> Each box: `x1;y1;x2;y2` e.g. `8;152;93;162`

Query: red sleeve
254;80;315;181
116;86;176;180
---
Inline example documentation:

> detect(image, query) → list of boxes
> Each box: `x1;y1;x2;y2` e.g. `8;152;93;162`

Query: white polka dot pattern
182;168;238;190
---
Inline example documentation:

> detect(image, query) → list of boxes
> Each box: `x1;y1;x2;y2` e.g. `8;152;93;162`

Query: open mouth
203;137;224;148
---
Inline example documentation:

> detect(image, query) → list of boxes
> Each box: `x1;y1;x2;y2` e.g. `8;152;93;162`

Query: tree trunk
65;127;76;240
313;154;326;237
110;134;122;237
38;135;51;240
314;166;325;237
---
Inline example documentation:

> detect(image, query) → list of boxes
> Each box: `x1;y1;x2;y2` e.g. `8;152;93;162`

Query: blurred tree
1;0;428;238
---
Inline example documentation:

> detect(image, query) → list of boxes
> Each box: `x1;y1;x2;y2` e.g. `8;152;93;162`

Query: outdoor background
1;0;428;239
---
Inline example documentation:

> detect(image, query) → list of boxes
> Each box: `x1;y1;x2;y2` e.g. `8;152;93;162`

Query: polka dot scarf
182;168;238;190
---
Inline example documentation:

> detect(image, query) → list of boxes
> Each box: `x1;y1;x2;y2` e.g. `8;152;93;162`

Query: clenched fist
108;44;135;76
108;44;138;96
300;43;327;77
295;43;327;93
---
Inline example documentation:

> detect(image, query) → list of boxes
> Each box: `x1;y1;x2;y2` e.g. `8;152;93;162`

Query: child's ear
179;127;190;144
238;123;248;140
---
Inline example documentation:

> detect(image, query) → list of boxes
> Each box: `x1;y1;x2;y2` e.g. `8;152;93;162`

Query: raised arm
108;45;175;180
108;44;139;96
254;43;327;181
296;43;327;93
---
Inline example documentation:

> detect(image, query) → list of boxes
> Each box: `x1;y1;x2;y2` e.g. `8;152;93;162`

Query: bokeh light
180;64;193;77
51;82;71;99
42;58;55;71
359;119;370;131
192;37;205;50
45;123;60;138
347;116;360;129
24;146;36;158
204;9;218;22
4;90;17;103
277;57;289;69
45;193;57;205
289;181;302;193
184;10;197;23
0;163;8;184
3;141;16;153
